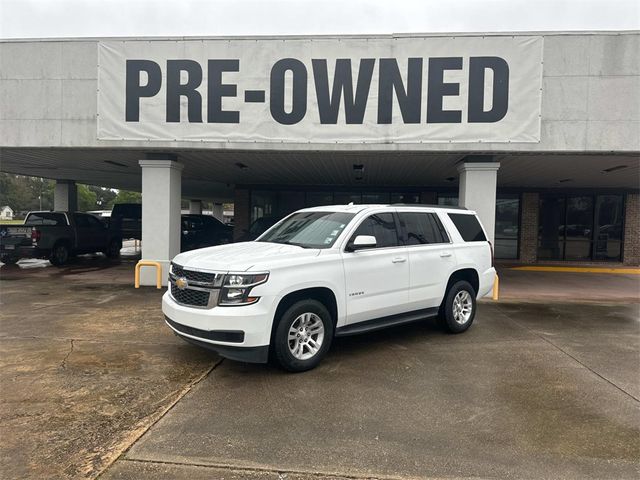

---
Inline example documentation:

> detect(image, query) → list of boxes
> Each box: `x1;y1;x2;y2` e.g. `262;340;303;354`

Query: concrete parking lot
1;255;639;479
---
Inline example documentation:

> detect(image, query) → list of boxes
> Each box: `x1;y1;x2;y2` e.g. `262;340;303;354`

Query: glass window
437;194;459;206
350;213;399;248
538;196;566;260
390;193;420;204
73;214;91;228
251;191;276;223
594;195;623;261
362;192;390;204
495;196;520;259
306;192;334;207
86;215;104;229
564;196;594;261
399;212;447;245
258;211;354;249
538;194;622;262
448;213;487;242
25;212;67;226
334;192;361;205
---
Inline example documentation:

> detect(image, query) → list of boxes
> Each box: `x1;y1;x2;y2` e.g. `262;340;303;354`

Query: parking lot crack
59;339;74;370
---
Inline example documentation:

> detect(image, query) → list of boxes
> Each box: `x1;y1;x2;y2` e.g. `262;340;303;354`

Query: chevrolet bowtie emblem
175;277;188;290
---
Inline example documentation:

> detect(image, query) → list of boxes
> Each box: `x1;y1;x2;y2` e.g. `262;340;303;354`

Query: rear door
341;211;410;325
73;213;103;250
399;211;455;310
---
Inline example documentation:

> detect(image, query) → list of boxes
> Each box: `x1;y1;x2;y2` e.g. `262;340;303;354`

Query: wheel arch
271;286;338;342
445;268;480;298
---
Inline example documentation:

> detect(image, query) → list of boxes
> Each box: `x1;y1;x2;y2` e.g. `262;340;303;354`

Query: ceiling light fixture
353;164;364;181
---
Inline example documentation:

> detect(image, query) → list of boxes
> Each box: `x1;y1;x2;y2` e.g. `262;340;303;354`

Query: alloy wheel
452;290;473;324
288;312;325;360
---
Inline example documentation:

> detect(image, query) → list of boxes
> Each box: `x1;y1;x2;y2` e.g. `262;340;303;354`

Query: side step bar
335;307;439;337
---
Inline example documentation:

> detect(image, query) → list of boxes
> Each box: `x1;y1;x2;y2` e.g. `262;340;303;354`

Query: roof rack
389;203;468;210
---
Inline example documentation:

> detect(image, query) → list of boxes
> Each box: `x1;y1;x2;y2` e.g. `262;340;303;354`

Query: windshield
258;211;355;248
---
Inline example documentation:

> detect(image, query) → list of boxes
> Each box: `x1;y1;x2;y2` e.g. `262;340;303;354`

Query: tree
111;190;141;205
77;184;98;211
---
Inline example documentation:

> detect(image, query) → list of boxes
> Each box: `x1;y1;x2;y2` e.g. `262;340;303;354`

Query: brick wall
233;188;250;241
623;193;639;266
519;192;539;263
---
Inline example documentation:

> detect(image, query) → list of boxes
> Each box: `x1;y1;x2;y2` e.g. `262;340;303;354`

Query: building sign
97;36;543;143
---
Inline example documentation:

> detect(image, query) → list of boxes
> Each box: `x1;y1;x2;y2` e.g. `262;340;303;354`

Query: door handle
440;252;452;258
392;257;407;263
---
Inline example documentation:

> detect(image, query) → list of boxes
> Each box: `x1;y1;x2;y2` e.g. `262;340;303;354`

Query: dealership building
1;31;638;284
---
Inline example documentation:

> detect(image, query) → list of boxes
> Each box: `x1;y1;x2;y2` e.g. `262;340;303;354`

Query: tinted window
350;213;399;248
182;217;203;230
73;214;91;227
86;215;104;228
25;213;66;226
448;213;487;242
400;212;448;245
112;204;141;219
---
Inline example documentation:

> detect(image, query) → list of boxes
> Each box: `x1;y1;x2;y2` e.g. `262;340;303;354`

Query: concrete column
212;203;224;221
457;162;500;244
519;192;539;263
189;200;203;215
623;193;639;266
54;180;77;212
138;159;183;286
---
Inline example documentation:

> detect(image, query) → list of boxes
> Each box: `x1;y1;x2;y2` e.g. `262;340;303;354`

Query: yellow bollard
492;273;499;301
135;260;162;289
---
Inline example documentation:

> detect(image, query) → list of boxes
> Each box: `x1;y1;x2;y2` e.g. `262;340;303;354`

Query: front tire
440;280;477;333
49;243;70;266
1;255;18;265
105;238;122;259
273;299;334;372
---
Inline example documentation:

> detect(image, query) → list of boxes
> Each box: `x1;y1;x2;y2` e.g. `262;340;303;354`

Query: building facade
1;32;638;284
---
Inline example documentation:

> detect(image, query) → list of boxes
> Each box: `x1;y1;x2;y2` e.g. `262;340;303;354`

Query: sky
1;0;638;39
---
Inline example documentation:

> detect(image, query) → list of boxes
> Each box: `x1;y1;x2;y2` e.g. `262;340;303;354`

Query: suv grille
171;263;220;284
170;283;210;307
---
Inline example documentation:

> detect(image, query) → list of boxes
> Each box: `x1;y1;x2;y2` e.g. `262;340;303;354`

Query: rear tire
273;299;333;372
49;243;70;266
439;280;476;333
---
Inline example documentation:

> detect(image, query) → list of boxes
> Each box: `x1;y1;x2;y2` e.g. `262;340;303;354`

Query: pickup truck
163;204;496;372
0;211;122;266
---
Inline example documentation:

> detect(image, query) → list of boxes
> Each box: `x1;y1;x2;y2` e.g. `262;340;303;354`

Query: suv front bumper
161;291;274;363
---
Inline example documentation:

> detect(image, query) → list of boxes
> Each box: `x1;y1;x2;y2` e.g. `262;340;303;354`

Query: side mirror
349;235;377;251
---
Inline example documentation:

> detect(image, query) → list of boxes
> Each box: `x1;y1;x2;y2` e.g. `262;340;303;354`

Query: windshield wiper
268;240;309;248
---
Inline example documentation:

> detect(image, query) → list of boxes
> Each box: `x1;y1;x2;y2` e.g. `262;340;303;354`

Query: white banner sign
98;36;543;143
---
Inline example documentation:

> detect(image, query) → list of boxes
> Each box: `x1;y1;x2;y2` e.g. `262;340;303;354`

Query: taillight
31;228;41;244
488;241;494;267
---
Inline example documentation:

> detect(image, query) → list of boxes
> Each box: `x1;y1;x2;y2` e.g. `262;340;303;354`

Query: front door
342;212;409;325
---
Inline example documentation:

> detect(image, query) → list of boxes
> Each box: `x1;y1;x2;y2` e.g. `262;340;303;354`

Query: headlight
219;272;269;306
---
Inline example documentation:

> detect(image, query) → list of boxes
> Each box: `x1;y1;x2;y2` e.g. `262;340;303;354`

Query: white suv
162;204;496;372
